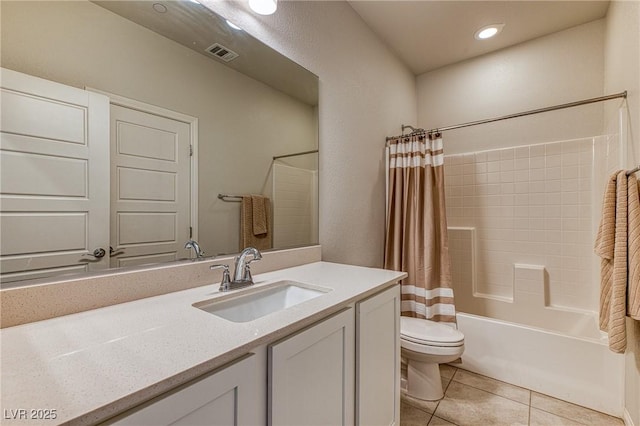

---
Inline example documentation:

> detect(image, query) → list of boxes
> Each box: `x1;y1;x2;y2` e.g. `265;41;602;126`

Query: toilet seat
400;317;464;347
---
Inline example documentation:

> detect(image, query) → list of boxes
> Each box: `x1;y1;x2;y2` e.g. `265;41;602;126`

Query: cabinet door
356;285;401;426
269;308;355;426
110;353;264;426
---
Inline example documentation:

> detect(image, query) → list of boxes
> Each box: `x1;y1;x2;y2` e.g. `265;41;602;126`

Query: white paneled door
0;68;110;284
109;103;192;268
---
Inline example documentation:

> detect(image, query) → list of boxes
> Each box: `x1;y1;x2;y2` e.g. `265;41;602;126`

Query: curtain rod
386;91;627;141
273;149;318;160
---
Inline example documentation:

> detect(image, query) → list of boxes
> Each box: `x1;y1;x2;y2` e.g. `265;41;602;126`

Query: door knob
85;248;106;258
110;246;125;257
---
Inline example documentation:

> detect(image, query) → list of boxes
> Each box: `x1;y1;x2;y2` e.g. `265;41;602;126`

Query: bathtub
456;312;625;417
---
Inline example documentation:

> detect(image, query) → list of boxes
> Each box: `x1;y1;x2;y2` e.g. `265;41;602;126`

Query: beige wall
626;318;640;425
204;1;417;267
416;19;605;155
0;0;317;257
604;1;640;167
604;2;640;424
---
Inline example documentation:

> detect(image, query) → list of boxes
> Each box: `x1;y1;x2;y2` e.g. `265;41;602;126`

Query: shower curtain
384;132;456;324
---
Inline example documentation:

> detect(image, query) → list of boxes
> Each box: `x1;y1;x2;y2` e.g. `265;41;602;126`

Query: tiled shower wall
445;136;618;313
272;163;318;249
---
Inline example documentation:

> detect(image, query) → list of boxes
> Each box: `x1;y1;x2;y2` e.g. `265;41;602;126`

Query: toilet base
406;361;444;401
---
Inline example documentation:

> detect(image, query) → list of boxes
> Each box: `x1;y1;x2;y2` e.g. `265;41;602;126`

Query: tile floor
400;365;624;426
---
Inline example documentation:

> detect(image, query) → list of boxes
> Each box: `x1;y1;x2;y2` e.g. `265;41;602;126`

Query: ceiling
349;1;610;75
92;1;318;105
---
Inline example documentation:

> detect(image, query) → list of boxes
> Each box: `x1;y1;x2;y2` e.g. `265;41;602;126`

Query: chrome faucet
184;239;205;259
233;247;262;284
210;247;262;292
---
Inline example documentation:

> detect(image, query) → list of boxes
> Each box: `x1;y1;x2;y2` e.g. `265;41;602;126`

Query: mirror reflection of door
107;97;195;268
0;68;110;283
0;69;197;285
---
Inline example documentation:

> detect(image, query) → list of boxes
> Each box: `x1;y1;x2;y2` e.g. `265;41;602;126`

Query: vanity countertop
0;261;406;425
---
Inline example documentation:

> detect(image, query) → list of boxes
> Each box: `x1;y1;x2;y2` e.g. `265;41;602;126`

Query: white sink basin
194;280;331;323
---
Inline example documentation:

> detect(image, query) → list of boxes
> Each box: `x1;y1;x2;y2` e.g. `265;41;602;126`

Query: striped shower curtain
384;132;456;324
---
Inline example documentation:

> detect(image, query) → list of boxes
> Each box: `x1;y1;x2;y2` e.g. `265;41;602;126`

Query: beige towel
628;175;640;320
240;195;271;251
251;195;268;236
595;170;628;353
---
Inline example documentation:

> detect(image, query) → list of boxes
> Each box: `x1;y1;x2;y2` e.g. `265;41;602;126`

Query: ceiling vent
205;43;239;62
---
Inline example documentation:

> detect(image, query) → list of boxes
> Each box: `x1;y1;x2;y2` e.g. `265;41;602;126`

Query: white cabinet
110;353;265;426
269;308;355;426
356;285;401;426
105;285;401;426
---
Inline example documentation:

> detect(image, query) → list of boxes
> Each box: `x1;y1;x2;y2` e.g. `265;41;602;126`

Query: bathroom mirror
0;0;319;286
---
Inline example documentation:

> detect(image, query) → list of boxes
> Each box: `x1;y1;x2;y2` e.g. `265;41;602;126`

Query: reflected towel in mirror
241;195;272;251
252;195;269;235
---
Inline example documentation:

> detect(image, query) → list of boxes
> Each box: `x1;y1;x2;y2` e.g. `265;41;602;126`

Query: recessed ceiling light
152;3;168;13
249;0;277;15
474;24;505;40
226;20;243;31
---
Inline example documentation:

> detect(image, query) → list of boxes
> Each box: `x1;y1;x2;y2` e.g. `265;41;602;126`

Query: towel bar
627;165;640;176
218;194;243;202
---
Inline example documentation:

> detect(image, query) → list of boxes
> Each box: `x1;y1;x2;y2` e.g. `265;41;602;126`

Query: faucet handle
210;264;231;289
242;264;254;282
242;248;261;281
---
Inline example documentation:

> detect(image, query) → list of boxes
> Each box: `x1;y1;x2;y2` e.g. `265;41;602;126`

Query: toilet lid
400;317;464;347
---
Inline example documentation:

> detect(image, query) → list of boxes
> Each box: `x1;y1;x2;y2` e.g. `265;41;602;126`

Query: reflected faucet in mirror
184;240;205;260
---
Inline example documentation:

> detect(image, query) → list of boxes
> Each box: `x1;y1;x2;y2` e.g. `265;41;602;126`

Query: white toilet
400;317;465;401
